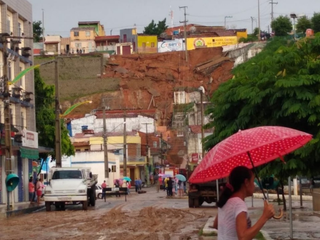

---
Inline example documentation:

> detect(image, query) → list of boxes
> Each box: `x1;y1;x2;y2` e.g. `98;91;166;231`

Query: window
21;111;24;129
52;170;82;179
153;141;157;148
174;91;186;104
74;31;79;37
123;34;127;42
75;43;82;48
7;18;11;33
86;31;90;37
8;62;12;81
18;23;21;36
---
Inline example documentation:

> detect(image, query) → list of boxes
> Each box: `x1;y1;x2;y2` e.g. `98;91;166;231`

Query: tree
271;16;292;36
296;16;312;33
35;68;75;158
311;13;320;33
204;36;320;208
143;18;168;36
33;21;43;42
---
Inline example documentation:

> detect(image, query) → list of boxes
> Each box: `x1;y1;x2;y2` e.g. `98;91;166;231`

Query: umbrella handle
273;208;284;219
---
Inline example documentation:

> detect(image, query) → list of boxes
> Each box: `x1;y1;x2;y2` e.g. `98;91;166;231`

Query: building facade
0;0;38;204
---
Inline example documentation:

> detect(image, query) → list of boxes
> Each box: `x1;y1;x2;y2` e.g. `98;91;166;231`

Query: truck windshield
52;170;82;179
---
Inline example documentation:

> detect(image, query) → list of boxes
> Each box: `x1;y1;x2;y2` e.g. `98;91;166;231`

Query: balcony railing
119;156;146;163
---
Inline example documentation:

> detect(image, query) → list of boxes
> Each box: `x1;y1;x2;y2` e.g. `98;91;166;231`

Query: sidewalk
0;202;44;219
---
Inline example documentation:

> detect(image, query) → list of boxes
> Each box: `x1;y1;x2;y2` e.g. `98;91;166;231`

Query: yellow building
70;21;105;53
187;36;238;50
137;35;158;53
89;134;146;181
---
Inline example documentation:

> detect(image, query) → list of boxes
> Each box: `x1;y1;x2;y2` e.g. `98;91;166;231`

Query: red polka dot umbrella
189;126;312;184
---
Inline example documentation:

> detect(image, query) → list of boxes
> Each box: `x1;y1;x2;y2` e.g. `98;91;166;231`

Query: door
122;45;131;55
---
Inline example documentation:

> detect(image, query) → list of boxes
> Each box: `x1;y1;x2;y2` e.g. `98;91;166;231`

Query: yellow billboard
187;36;238;50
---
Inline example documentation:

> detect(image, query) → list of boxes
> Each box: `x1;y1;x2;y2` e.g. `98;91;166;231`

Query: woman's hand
262;200;275;220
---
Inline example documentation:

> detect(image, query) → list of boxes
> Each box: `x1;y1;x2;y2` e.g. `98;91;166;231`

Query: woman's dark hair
217;166;253;208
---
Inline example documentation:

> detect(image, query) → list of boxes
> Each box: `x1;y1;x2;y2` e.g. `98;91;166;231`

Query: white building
0;0;37;205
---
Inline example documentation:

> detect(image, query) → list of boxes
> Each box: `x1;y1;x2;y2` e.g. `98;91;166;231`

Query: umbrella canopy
122;176;131;182
189;126;312;184
175;174;186;182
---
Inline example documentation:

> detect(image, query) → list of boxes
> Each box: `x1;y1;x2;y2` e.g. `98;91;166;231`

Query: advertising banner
22;129;38;149
187;36;238;50
158;39;184;53
191;153;199;163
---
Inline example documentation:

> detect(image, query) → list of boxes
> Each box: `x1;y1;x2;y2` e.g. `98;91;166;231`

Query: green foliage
143;18;168;36
311;13;320;33
296;16;312;33
204;35;320;180
34;68;75;157
239;34;258;43
33;21;43;42
271;16;292;36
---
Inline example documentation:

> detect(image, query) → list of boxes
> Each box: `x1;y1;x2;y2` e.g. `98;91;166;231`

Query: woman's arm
213;215;218;229
236;201;274;240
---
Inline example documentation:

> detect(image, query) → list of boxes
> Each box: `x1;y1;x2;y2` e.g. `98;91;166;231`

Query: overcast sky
27;0;319;37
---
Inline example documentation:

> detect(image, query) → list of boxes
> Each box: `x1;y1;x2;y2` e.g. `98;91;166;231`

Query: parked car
95;185;102;199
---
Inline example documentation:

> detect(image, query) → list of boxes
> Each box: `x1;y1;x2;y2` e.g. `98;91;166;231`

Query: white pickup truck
44;167;97;211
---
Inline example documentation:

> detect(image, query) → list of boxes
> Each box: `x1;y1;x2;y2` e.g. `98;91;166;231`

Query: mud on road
1;204;212;240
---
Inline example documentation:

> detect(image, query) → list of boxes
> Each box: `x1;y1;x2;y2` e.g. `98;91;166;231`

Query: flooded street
1;187;320;240
0;187;215;240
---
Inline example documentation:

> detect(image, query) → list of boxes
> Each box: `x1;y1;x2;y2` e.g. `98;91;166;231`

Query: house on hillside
44;35;61;55
119;28;157;54
95;35;119;53
70;21;105;54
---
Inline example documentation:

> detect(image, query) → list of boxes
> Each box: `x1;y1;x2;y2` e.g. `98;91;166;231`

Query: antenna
169;6;174;29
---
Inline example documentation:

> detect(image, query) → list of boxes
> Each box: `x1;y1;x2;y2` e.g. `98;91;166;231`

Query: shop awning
20;147;39;159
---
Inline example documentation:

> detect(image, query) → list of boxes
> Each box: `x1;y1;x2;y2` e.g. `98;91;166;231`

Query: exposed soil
0;205;210;240
36;48;234;120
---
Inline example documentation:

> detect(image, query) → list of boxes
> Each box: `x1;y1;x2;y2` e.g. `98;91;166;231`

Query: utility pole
123;111;127;177
251;17;254;34
2;33;11;210
100;54;104;78
179;6;188;62
270;0;278;33
199;88;205;159
54;58;62;167
142;122;152;185
258;0;261;41
102;99;109;179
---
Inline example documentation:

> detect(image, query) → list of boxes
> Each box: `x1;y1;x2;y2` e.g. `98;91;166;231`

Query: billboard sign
22;129;38;149
158;39;184;53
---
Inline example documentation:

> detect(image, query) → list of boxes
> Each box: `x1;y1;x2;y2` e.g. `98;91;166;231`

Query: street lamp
290;13;298;40
224;16;233;29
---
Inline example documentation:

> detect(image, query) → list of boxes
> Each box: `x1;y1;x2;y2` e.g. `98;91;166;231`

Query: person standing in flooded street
213;166;275;240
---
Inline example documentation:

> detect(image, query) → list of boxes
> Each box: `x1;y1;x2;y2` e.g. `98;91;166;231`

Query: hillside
35;48;234;122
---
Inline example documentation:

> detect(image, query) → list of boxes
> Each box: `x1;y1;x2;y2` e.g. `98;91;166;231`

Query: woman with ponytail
213;166;275;240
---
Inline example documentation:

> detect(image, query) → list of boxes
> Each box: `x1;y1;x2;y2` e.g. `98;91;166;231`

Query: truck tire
45;202;51;212
194;198;200;208
89;188;96;207
82;201;88;210
199;197;204;206
188;197;194;208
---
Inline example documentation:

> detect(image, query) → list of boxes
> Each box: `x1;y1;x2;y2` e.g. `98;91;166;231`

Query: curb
5;205;45;218
202;217;217;236
253;193;312;201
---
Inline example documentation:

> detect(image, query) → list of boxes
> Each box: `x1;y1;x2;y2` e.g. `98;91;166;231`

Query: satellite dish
190;26;197;33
